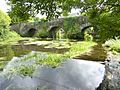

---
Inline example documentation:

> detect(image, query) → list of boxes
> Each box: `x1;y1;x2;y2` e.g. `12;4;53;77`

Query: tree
0;10;11;40
79;0;120;41
7;0;120;20
7;0;82;21
7;0;63;22
7;0;120;41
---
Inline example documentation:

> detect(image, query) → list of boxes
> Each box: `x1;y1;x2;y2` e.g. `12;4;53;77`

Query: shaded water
74;44;108;61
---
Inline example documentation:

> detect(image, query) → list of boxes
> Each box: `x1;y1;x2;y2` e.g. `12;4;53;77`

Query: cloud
0;1;10;12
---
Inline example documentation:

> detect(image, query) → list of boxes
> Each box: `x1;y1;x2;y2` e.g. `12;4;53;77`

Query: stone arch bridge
10;16;91;37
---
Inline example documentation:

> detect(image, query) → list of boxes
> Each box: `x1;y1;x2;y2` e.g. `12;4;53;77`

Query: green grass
0;31;22;45
10;65;35;76
64;41;96;58
36;41;96;68
104;39;120;52
9;53;65;76
36;53;65;68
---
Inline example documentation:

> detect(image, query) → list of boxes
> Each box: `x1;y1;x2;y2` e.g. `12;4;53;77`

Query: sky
0;0;10;13
0;0;80;17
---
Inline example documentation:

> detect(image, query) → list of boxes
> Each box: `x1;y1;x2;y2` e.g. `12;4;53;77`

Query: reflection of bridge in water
10;16;91;37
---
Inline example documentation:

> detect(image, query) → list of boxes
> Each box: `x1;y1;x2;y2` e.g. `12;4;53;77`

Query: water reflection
0;45;14;71
74;44;107;61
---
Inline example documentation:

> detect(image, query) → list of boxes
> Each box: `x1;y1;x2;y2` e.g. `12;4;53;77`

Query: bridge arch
48;26;64;39
27;28;37;37
81;25;95;35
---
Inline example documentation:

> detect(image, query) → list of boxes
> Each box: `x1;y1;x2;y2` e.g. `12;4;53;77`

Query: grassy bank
0;32;22;45
104;39;120;53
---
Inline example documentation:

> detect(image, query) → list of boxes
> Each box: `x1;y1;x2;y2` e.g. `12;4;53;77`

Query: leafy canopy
0;10;11;39
7;0;120;20
7;0;120;41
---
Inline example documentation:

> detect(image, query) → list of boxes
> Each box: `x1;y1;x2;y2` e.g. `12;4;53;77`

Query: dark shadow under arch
27;28;37;37
48;26;60;38
80;25;95;40
81;25;93;34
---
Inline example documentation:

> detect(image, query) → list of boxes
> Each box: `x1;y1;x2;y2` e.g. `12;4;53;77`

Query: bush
88;11;120;42
84;32;93;41
35;30;49;38
104;39;120;52
0;10;12;40
64;17;83;39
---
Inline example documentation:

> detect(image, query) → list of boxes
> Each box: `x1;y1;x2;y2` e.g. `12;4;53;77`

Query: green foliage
87;11;120;42
35;30;49;38
6;40;95;76
0;10;20;42
33;17;41;22
7;0;62;21
0;10;11;40
36;53;65;68
65;41;96;58
84;32;93;41
56;28;64;40
64;17;82;39
8;2;31;24
7;0;82;21
105;39;120;52
11;65;35;76
0;10;11;28
27;17;41;22
18;65;35;76
62;10;69;16
79;0;120;42
0;31;21;42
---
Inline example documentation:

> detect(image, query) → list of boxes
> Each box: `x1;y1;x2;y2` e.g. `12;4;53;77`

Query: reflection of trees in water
74;44;107;61
0;45;14;70
0;45;14;61
6;46;15;61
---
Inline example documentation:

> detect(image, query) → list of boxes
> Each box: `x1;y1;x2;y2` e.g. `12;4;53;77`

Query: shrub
56;29;64;40
35;30;49;38
64;17;83;39
84;32;93;41
104;39;120;52
0;10;11;40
